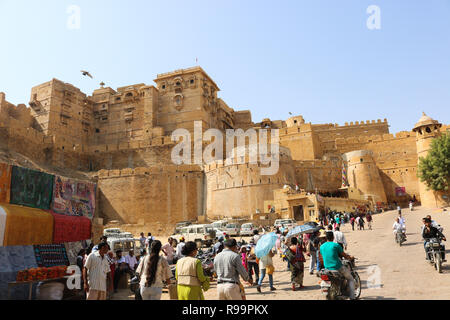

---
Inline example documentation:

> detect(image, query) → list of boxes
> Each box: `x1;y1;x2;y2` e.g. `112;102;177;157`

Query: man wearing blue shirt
320;231;355;300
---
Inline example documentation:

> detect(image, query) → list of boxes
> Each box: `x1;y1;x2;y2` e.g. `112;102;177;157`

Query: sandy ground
112;207;450;300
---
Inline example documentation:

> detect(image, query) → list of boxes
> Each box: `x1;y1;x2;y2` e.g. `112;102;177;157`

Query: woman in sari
286;236;306;291
175;241;210;300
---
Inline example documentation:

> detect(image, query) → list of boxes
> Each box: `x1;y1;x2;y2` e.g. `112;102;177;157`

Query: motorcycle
130;265;177;300
196;249;216;278
425;237;445;273
319;258;361;300
395;231;406;246
129;275;142;300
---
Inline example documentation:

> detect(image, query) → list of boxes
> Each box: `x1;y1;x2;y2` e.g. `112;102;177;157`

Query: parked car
103;228;122;238
211;220;229;230
172;224;216;247
274;218;297;230
240;223;258;236
174;221;193;234
224;223;240;236
107;238;136;256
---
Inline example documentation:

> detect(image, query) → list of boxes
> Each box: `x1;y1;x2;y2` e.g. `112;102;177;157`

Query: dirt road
113;207;450;300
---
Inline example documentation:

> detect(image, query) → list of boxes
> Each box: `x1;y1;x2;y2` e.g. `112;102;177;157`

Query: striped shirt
84;251;110;292
214;249;249;283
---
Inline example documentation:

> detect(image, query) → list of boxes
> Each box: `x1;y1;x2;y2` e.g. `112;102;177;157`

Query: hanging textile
51;212;91;244
52;176;96;219
1;204;53;246
10;166;54;210
0;163;11;204
64;241;84;266
342;164;349;188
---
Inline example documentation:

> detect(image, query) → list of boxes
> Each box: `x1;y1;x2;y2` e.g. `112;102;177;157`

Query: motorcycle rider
426;215;443;232
393;217;406;241
398;212;406;229
320;231;356;300
422;218;447;261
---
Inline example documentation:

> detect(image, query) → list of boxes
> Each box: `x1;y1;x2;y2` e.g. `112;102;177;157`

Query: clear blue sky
0;0;449;133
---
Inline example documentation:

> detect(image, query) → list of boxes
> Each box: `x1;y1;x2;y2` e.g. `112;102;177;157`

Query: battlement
342;118;387;127
311;118;388;130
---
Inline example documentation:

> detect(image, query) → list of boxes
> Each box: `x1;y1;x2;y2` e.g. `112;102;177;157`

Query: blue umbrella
286;224;318;239
255;232;278;259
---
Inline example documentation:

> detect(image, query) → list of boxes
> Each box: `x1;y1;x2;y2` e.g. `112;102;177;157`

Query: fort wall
293;159;342;192
204;149;296;219
95;165;204;236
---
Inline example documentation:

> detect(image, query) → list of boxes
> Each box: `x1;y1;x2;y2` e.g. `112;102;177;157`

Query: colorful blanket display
0;163;99;299
51;212;91;244
10;166;54;210
0;246;38;300
0;163;11;204
1;204;54;247
33;244;69;268
52;176;96;219
64;241;84;266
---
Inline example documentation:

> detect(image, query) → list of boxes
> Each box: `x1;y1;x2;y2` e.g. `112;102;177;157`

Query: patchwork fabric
0;163;11;204
1;204;53;246
10;166;54;210
51;212;91;244
33;244;69;268
64;241;84;266
52;176;96;219
0;245;38;300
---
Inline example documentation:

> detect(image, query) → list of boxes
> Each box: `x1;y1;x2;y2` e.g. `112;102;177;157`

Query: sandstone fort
0;66;448;236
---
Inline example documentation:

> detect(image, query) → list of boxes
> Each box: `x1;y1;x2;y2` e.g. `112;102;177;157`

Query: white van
211;220;228;230
104;228;122;238
224;223;240;236
274;219;297;230
107;238;136;256
172;224;216;247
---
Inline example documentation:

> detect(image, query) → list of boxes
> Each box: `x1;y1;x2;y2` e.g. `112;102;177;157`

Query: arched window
426;127;432;133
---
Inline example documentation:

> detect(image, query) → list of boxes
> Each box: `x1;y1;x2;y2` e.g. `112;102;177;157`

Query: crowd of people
78;203;447;301
78;221;360;301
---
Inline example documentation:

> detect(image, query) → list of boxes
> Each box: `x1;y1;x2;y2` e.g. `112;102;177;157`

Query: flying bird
81;70;93;79
289;112;293;116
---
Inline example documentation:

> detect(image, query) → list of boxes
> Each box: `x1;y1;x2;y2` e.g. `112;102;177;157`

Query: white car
240;223;258;236
172;224;216;247
211;220;229;230
224;223;240;236
274;219;297;230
